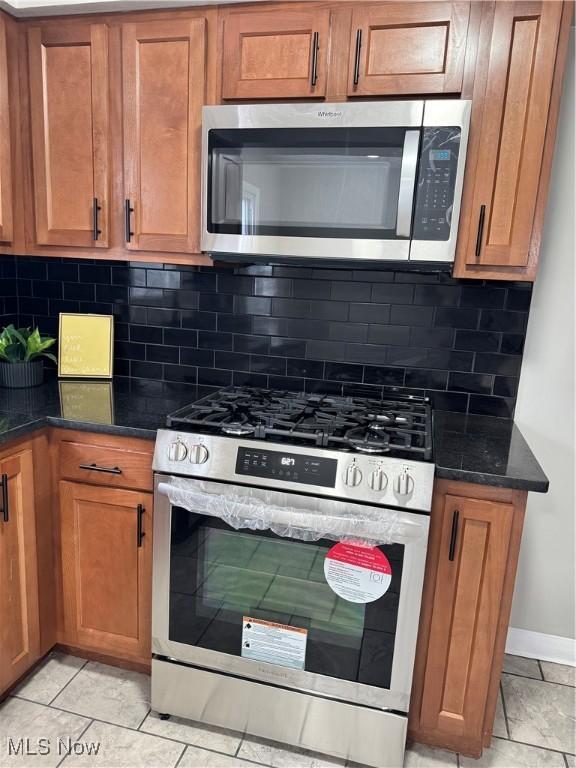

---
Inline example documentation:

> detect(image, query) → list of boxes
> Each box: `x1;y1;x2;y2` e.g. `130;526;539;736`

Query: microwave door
203;124;419;262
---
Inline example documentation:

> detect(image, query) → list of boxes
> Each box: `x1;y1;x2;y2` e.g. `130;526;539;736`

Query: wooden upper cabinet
455;1;564;279
59;481;152;662
27;24;110;248
0;15;13;244
348;3;471;96
0;449;40;694
221;8;329;100
122;18;206;253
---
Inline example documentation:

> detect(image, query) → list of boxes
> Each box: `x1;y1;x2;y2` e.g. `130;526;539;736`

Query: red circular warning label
324;543;392;603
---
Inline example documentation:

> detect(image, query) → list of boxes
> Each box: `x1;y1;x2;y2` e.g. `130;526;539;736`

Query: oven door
152;475;429;712
201;101;423;262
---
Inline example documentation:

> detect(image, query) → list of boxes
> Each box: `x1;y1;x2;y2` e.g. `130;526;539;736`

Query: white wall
510;31;575;657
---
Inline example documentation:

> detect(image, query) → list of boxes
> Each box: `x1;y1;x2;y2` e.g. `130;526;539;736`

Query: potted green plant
0;325;57;388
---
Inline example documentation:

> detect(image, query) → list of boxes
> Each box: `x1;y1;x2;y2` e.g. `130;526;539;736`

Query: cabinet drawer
59;440;153;491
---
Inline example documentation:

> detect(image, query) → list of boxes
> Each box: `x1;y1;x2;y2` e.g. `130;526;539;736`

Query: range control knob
368;468;388;492
189;444;209;465
394;470;415;497
168;439;187;462
343;462;363;487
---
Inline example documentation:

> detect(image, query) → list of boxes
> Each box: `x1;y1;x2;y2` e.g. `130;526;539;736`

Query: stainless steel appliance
152;388;434;768
202;100;470;263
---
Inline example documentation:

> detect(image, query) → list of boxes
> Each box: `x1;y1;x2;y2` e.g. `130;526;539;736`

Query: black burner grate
168;387;433;460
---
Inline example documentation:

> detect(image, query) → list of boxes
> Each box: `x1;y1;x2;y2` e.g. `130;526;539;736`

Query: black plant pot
0;360;44;389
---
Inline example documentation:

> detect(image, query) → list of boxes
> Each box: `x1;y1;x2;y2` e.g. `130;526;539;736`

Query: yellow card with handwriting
58;314;114;378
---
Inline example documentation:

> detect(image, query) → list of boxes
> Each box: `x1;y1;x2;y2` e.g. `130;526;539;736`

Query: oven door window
207;127;417;240
169;509;404;690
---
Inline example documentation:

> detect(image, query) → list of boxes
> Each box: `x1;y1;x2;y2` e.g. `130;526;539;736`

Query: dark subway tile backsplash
0;255;534;418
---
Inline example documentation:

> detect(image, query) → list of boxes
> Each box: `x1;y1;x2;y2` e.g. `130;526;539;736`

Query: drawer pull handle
79;463;123;475
353;29;362;87
449;509;460;561
310;31;319;86
137;503;145;548
1;473;8;523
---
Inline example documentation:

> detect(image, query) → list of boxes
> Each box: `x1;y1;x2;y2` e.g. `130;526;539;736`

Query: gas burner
221;423;255;436
368;418;394;432
346;427;391;454
167;387;433;461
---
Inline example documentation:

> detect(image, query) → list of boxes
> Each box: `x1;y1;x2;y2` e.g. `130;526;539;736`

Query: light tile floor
0;652;574;768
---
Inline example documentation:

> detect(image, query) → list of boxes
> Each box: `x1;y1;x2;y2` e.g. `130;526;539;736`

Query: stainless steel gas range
151;388;434;768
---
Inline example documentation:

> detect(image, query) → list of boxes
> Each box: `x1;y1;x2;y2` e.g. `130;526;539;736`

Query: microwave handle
396;130;420;238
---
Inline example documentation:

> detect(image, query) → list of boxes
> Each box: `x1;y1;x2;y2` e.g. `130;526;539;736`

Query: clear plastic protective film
157;477;427;547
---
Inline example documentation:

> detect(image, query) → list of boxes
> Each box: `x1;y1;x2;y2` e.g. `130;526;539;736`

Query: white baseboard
506;627;576;666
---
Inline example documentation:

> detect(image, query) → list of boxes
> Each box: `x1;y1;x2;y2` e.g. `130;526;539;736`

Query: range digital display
235;448;337;488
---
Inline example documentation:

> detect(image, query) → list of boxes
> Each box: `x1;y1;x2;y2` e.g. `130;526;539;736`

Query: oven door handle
157;479;428;546
396;130;420;239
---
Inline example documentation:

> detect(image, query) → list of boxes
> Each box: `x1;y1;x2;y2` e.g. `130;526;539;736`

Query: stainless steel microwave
201;100;471;263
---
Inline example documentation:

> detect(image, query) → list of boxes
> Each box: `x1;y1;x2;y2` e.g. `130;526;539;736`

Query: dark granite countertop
0;377;548;493
0;376;217;445
434;411;549;493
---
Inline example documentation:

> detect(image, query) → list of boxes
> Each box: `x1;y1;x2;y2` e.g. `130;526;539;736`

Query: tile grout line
492;736;575;760
501;670;576;689
171;742;188;768
11;695;264;765
46;656;89;707
54;717;94;768
499;680;511;740
135;706;152;731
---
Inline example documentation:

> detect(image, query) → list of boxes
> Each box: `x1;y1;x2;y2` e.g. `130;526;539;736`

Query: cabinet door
27;24;109;248
418;492;513;743
221;9;329;100
0;450;40;693
122;19;206;254
59;482;152;662
458;1;563;274
0;15;13;244
348;3;470;96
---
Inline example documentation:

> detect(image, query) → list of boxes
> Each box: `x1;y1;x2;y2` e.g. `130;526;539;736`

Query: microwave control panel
413;127;461;242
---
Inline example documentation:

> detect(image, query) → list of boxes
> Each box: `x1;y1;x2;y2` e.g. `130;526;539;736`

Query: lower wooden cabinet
0;447;40;694
409;479;527;757
58;481;153;664
0;425;535;762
